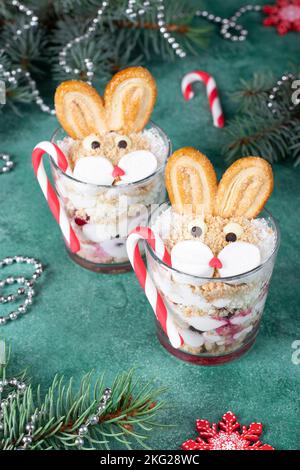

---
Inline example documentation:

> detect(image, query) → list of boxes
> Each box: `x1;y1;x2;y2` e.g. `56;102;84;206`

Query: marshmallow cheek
171;240;214;277
118;150;158;183
73;156;114;185
218;241;261;278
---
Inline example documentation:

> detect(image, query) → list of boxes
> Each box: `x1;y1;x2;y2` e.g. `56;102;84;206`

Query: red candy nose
209;256;223;269
112;165;125;178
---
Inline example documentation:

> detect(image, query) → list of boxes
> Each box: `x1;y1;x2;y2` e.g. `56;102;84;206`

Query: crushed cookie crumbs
68;131;150;169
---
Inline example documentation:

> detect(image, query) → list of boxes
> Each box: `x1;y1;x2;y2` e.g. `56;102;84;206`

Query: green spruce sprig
0;0;210;108
223;73;300;166
0;346;166;450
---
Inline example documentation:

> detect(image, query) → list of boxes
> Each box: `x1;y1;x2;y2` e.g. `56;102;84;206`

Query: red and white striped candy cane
32;141;80;253
181;70;225;128
126;226;183;349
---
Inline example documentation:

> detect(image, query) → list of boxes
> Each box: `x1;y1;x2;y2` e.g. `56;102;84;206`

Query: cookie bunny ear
215;157;274;218
55;80;108;139
165;147;218;215
104;66;157;134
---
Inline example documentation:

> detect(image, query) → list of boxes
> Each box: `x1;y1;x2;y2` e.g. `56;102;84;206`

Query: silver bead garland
156;0;186;58
196;4;262;42
0;154;14;174
16;410;40;450
267;73;296;114
1;1;267;115
58;0;109;85
126;0;150;18
75;387;112;449
0;256;44;325
0;377;41;450
0;0;55;115
0;381;111;449
0;377;27;435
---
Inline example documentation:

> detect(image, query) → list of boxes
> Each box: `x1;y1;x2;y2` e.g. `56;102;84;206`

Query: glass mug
46;122;171;273
145;203;280;365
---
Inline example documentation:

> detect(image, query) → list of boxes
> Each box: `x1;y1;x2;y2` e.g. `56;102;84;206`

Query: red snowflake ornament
182;411;275;451
263;0;300;34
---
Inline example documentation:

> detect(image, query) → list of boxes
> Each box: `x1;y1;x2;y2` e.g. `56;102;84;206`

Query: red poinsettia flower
263;0;300;34
181;411;275;450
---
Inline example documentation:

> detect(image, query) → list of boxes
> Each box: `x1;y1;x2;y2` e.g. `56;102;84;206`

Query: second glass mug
50;122;171;273
145;203;280;365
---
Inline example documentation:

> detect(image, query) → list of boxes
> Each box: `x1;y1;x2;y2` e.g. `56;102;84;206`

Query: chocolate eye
91;140;100;149
188;219;206;238
224;222;243;242
190;226;202;238
115;135;131;149
225;232;237;242
83;134;102;152
118;140;128;149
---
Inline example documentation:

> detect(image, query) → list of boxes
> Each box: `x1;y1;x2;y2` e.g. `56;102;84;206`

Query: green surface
1;0;300;450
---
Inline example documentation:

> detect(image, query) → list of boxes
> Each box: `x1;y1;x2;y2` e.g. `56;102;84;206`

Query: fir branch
0;0;209;110
223;73;300;166
0;349;166;450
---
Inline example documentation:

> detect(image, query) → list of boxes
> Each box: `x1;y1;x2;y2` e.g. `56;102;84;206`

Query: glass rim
50;120;171;188
145;203;281;282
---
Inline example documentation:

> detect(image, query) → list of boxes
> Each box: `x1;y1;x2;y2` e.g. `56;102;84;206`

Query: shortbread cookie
54;66;157;138
104;66;157;134
165;147;218;215
55;80;108;139
215;157;273;218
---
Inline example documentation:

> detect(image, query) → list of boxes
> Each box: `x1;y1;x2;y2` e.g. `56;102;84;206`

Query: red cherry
75;216;89;226
209;256;223;269
112;165;125;178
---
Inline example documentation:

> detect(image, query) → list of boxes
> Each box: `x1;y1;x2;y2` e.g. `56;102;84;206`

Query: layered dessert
146;148;278;358
51;67;169;269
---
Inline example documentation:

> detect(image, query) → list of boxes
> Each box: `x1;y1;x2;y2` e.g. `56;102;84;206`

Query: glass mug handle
126;227;183;349
32;141;80;253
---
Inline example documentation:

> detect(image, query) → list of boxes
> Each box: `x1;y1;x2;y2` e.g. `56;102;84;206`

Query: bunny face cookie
54;67;161;186
159;147;274;279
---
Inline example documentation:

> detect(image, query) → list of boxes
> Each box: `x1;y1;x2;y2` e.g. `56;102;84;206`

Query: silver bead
78;425;88;435
88;415;98;426
26;423;35;432
75;436;84;447
28;288;35;297
9;312;18;320
22;436;32;444
18;305;27;313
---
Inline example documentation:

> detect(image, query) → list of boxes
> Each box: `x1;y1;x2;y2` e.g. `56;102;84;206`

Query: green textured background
0;0;300;450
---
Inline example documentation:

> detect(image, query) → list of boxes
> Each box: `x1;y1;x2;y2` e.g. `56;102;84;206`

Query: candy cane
181;71;225;128
32;141;80;253
126;226;183;349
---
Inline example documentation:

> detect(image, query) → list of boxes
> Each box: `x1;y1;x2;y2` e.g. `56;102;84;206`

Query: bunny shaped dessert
33;67;170;272
127;147;280;364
